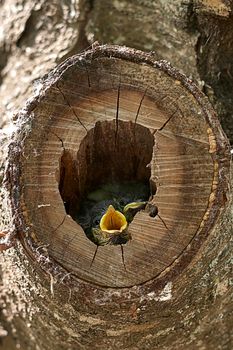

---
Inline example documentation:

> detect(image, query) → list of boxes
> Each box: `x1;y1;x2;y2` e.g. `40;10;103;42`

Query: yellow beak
100;205;128;233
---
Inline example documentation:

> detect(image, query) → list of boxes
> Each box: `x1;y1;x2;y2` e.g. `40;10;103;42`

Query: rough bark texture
86;0;233;144
0;1;232;350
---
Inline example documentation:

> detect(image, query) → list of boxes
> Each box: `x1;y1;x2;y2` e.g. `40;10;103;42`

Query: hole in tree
59;120;155;245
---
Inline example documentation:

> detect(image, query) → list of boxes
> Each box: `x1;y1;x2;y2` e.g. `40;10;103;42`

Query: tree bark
0;1;232;350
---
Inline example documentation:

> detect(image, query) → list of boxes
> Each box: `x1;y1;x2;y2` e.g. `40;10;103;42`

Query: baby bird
76;181;149;246
91;202;147;246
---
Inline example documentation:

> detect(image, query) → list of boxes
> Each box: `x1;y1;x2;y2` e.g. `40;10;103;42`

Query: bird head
123;201;147;222
100;205;128;233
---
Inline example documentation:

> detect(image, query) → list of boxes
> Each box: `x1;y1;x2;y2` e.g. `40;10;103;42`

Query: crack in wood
152;107;179;135
146;203;176;238
90;245;98;268
49;214;67;247
134;86;148;130
120;244;127;272
50;131;66;151
89;243;127;272
157;213;175;237
56;83;88;132
115;77;121;147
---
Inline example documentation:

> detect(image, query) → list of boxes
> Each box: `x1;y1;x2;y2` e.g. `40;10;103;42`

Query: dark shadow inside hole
58;120;155;246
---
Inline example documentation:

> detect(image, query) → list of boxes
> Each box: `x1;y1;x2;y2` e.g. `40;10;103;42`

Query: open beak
100;205;128;233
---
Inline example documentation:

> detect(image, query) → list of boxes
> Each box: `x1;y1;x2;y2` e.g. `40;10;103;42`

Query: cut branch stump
1;45;231;350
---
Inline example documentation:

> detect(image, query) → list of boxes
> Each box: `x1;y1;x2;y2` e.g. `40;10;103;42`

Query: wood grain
10;46;229;288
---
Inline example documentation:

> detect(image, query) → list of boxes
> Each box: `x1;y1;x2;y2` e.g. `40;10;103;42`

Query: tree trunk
0;1;232;350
